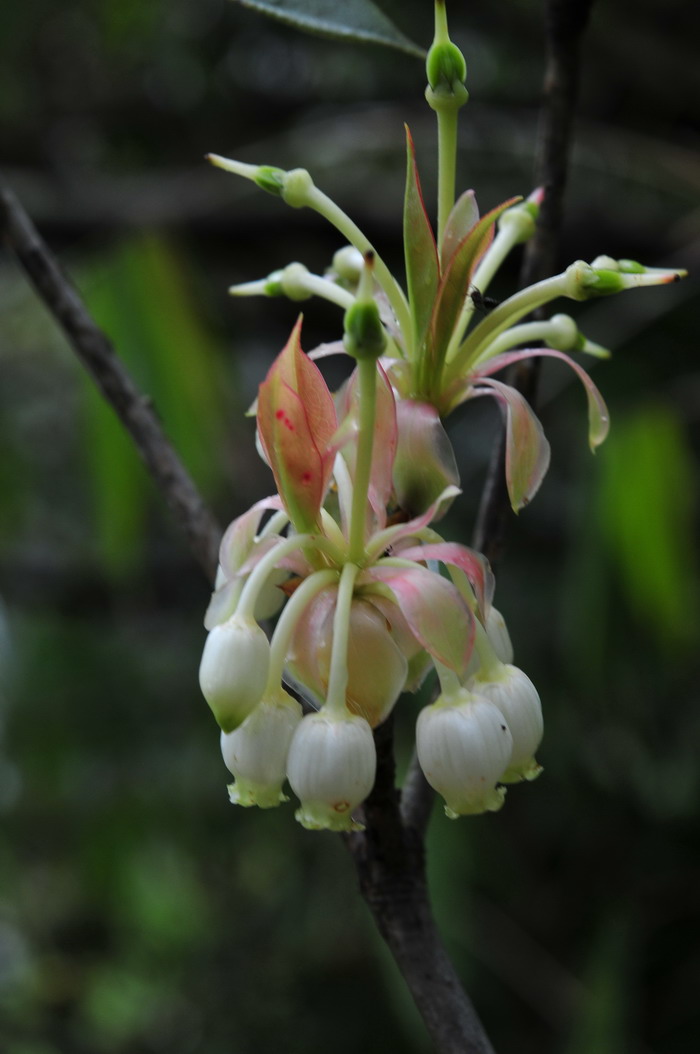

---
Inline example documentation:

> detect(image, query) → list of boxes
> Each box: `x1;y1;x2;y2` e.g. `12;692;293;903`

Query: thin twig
0;181;222;582
346;720;496;1054
473;0;596;563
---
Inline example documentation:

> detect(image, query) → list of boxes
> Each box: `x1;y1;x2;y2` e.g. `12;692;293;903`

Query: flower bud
286;710;376;831
343;299;386;361
221;690;302;808
281;167;314;209
473;665;543;783
497;195;541;244
416;690;512;817
426;41;467;93
331;246;364;285
199;614;270;733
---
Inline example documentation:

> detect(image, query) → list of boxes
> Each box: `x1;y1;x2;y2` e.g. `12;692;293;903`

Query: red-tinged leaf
258;320;337;529
428;197;521;373
394;542;494;617
393;400;459;518
366;483;462;560
469;378;551;511
441;190;479;272
362;564;473;675
218;495;284;578
258;379;327;527
404;125;439;348
475;348;610;450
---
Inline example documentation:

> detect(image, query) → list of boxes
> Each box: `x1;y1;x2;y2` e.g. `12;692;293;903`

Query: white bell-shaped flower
199;614;270;732
472;664;543;782
416;689;513;817
221;689;302;808
286;709;376;831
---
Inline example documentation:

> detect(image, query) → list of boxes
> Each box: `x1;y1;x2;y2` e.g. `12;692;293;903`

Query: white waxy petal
199;614;270;733
416;692;513;817
474;665;543;782
221;691;302;808
286;711;376;831
485;606;514;665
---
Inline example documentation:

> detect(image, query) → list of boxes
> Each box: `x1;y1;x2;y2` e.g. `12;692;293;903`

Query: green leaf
229;0;425;58
403;125;439;353
469;378;551;512
428;197;519;378
80;234;226;578
597;403;699;651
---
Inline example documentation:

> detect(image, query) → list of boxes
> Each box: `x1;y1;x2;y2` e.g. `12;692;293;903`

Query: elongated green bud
343;253;387;361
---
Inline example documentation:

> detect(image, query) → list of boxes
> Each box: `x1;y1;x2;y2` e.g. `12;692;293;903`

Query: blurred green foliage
1;1;699;1053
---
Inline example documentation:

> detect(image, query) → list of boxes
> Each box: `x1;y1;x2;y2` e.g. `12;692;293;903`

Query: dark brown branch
473;0;596;564
0;181;222;582
346;720;496;1054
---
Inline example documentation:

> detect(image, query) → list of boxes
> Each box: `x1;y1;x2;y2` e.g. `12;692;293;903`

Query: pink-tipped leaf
469;378;551;511
362;564;473;675
257;318;338;530
475;347;610;450
404;125;439;348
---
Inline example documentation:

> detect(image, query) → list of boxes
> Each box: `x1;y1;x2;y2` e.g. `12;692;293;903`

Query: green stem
298;272;355;310
325;561;360;714
237;533;336;619
266;568;340;692
307;186;413;344
433;659;461;698
436;107;458;254
470;318;565;367
470;618;503;682
444;226;525;365
348;358;378;564
446;271;570;380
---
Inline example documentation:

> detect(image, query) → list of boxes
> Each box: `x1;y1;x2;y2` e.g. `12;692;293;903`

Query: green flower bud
426;41;467;93
331;246;364;285
497;198;540;244
343;299;387;361
254;165;286;197
281;168;315;209
280;263;313;302
618;258;646;274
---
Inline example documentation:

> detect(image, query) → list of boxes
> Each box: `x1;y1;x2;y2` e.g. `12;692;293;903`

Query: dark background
1;1;699;1052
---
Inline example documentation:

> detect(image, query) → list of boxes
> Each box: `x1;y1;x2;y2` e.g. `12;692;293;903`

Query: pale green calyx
497;197;541;245
343;255;387;361
425;1;468;109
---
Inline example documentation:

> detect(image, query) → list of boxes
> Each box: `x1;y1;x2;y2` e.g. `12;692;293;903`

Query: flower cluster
199;3;684;831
